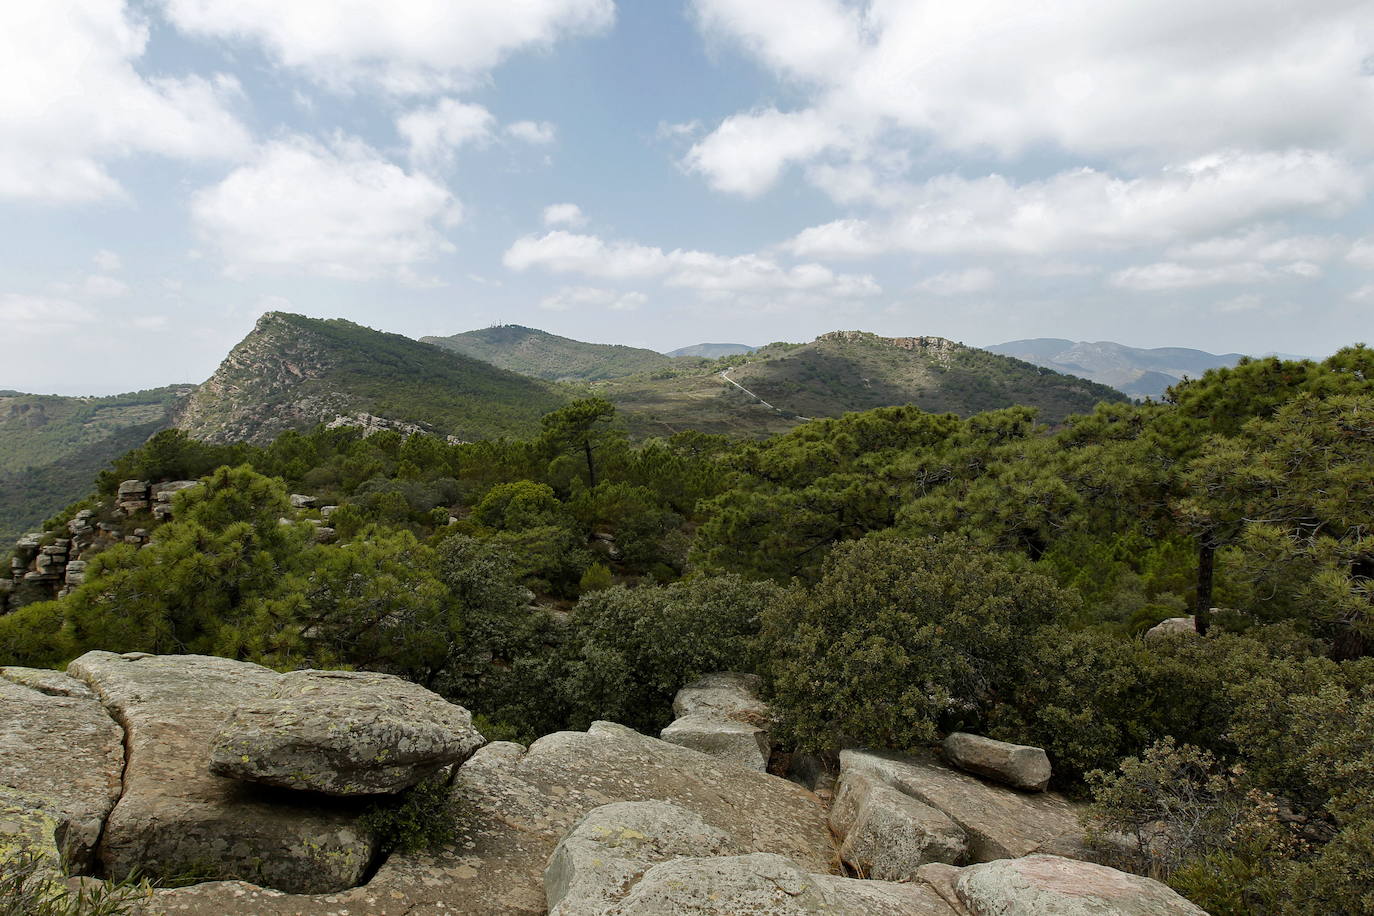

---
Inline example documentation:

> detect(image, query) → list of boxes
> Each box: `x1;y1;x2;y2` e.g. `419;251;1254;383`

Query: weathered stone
838;784;966;880
117;480;149;500
671;671;769;723
546;801;740;915
841;750;1093;863
955;854;1208;915
609;852;956;915
290;493;317;508
660;712;769;771
0;677;123;870
0;666;96;699
917;863;972;915
1146;616;1199;639
130;722;837;915
943;732;1052;792
312;526;337;543
153;480;200;502
320;505;338;521
210;669;485;796
67;652;374;893
64;560;88;587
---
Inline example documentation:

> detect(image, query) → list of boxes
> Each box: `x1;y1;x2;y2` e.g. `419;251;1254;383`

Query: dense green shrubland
2;349;1373;912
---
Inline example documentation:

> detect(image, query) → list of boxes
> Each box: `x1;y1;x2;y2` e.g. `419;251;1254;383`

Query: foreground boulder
210;669;485;795
942;732;1052;792
660;712;770;771
0;677;123;871
955;854;1208;915
841;749;1099;863
546;799;956;915
660;672;771;771
833;780;966;880
545;801;740;915
67;652;375;894
140;720;836;915
611;852;955;915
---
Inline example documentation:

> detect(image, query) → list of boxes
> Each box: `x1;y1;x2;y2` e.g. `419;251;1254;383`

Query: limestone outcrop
0;652;1205;915
0;676;123;870
840;749;1101;863
942;732;1052;792
209;668;485;795
660;672;771;771
67;651;376;894
953;854;1208;915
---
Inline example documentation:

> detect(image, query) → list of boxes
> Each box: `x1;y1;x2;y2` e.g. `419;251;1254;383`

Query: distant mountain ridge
0;385;193;540
987;339;1249;399
601;330;1126;438
176;313;565;445
666;343;757;359
423;325;693;381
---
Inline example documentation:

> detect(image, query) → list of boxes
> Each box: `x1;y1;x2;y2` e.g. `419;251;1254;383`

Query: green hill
666;343;757;358
598;331;1126;438
423;325;695;381
0;386;192;540
176;313;566;445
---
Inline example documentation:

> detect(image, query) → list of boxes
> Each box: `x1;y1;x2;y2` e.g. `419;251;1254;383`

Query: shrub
0;847;145;916
762;536;1072;751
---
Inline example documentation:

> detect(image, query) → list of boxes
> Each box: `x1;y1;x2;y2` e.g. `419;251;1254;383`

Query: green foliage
0;847;146;916
579;562;613;594
563;575;780;732
424;325;686;381
762;537;1072;750
358;776;457;854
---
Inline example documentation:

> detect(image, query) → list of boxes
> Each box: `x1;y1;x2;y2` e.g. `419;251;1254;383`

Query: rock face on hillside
174;312;560;446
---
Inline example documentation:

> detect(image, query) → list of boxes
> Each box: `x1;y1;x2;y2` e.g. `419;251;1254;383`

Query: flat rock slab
838;784;967;880
209;669;485;795
608;852;956;915
942;732;1051;792
840;749;1091;863
134;721;837;915
0;666;97;699
67;652;375;894
955;854;1209;915
660;712;769;771
0;677;123;870
546;800;740;915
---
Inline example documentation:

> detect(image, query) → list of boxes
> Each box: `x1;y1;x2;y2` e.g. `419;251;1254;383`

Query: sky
2;1;1373;395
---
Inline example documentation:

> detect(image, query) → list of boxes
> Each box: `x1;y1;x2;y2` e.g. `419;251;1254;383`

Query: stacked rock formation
0;660;1210;915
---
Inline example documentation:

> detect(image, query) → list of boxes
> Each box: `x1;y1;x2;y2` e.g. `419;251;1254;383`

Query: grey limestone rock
955;854;1209;916
0;676;124;871
209;668;485;796
943;732;1052;792
67;651;375;894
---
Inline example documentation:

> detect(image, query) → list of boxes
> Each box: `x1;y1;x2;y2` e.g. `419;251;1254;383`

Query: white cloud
1350;283;1374;302
131;314;170;331
82;275;131;298
786;152;1366;259
684;108;844;196
191;135;461;280
916;268;996;296
397;99;495;169
506;121;557;145
0;0;250;203
1168;228;1349;263
159;0;616;94
505;230;880;300
1110;261;1289;291
543;203;587;227
1349;237;1374;269
539;286;647;312
93;250;123;271
0;294;96;334
688;0;1374;193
